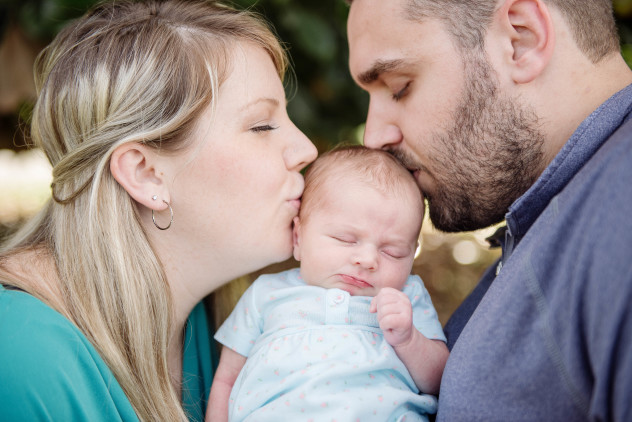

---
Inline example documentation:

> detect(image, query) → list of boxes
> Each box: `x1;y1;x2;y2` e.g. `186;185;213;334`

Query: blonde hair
300;145;424;225
0;1;287;420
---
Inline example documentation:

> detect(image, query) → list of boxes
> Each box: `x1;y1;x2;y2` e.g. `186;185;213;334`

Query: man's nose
363;98;403;150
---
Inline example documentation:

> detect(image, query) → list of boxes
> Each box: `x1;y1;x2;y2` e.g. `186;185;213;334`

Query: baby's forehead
300;147;426;221
319;169;422;205
306;175;424;224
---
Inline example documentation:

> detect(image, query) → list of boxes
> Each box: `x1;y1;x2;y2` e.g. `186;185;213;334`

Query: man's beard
394;55;546;232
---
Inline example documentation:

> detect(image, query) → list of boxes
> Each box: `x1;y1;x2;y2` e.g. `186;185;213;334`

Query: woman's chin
252;245;294;272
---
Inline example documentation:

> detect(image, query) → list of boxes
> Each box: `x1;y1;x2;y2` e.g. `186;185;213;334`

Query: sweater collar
505;83;632;238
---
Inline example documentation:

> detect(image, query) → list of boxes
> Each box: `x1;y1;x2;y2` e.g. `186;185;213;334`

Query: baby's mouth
339;274;372;288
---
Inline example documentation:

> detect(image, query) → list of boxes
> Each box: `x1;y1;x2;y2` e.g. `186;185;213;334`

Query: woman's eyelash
251;124;278;133
392;82;411;102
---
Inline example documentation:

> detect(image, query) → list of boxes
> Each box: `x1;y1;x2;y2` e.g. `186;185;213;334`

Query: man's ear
497;0;555;84
292;216;302;261
110;143;170;211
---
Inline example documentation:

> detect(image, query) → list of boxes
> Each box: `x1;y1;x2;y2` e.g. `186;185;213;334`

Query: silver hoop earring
152;200;173;230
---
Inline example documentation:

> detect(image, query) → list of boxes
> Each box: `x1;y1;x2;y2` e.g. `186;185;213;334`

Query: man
347;0;632;420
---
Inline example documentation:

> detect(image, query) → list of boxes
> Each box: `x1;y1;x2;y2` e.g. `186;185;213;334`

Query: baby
207;145;449;422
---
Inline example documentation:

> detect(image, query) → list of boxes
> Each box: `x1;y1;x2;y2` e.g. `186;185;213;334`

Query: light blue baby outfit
215;268;446;422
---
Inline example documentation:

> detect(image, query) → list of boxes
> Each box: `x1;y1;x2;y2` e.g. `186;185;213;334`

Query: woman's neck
163;261;211;394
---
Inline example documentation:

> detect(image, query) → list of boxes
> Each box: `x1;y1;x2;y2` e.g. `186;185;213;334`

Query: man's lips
338;274;372;288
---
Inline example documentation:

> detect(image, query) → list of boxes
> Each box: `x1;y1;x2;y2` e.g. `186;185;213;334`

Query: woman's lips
288;198;301;210
339;274;372;288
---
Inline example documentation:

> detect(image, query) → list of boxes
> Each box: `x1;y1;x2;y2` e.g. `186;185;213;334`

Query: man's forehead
348;3;405;73
348;7;437;85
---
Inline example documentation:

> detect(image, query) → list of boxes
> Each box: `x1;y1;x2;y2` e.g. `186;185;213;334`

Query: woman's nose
285;125;318;172
363;98;403;150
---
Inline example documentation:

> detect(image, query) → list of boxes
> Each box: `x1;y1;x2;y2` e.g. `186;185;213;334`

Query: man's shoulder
596;111;632;165
555;110;632;225
569;113;632;222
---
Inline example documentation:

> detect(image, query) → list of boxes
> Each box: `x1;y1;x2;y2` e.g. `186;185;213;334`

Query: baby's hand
370;287;414;348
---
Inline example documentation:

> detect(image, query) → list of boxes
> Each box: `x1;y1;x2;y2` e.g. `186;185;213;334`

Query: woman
0;1;316;421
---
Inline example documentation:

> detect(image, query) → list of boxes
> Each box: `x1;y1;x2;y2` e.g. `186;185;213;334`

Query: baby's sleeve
214;281;263;358
406;275;447;343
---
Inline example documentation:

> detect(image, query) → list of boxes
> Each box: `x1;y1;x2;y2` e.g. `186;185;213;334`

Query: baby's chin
305;276;376;297
336;284;376;298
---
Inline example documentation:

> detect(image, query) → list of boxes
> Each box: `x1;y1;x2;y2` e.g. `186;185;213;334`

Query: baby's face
293;179;423;296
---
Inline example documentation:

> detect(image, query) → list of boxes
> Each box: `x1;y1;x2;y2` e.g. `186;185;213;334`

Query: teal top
0;283;218;421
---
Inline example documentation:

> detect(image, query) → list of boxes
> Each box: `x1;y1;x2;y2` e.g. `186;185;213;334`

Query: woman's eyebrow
239;97;280;112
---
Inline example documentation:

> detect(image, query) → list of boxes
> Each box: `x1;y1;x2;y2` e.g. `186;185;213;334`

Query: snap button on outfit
325;289;350;323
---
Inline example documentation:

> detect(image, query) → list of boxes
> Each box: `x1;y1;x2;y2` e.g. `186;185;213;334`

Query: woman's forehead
219;43;285;100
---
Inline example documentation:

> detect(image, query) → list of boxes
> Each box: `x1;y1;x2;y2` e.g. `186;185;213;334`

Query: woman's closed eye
250;124;279;133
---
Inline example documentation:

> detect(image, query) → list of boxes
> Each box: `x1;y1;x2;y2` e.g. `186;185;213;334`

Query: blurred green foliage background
0;0;367;153
3;0;632;147
1;0;632;323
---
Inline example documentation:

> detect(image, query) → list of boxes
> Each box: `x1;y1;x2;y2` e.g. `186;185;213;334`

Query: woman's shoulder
0;284;92;354
0;285;137;421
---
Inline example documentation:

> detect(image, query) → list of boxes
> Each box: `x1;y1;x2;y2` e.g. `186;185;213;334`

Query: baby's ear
292;216;302;261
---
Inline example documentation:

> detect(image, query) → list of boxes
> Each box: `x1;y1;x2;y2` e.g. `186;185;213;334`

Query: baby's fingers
370;296;378;313
378;301;412;325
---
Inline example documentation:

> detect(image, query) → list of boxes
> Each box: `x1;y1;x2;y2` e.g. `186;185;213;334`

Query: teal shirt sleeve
0;285;138;421
0;285;218;422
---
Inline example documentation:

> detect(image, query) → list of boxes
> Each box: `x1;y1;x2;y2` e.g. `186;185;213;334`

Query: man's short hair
348;0;619;63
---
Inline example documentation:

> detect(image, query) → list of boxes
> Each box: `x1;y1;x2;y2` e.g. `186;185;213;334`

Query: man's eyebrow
239;97;280;112
357;59;405;85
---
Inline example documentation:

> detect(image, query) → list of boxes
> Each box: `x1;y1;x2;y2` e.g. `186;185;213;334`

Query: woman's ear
496;0;555;84
292;216;302;261
110;143;170;211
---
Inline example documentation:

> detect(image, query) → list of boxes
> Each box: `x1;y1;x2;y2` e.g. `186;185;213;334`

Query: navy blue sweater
438;84;632;421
